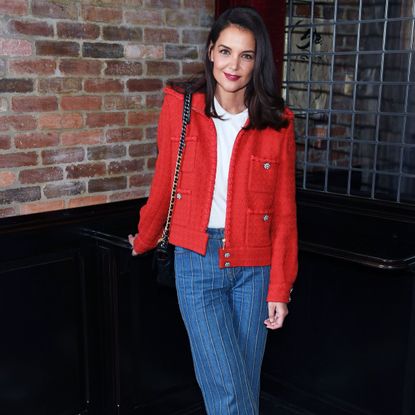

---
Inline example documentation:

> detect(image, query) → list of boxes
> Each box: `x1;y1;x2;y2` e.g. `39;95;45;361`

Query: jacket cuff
266;286;293;303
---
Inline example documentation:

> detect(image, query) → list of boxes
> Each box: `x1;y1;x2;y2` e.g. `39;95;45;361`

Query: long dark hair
172;6;288;131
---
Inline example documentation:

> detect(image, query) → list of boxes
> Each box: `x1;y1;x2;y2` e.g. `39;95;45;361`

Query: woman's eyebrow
217;44;255;54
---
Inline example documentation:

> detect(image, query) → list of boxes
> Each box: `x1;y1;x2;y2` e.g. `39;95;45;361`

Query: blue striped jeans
174;228;270;415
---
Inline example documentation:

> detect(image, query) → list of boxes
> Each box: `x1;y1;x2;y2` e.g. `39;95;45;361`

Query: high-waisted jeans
174;228;270;415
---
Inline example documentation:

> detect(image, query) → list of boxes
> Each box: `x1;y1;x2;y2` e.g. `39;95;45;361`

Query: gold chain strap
159;93;192;248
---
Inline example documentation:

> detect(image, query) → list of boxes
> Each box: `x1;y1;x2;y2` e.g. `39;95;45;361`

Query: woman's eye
219;49;230;55
242;54;254;61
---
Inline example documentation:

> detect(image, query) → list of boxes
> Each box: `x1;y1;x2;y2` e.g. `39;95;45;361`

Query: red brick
146;93;163;108
124;44;163;59
87;144;126;160
0;135;11;149
0;171;16;187
0;79;33;93
103;95;142;111
82;6;122;23
9;59;56;76
0;115;37;131
57;22;100;39
86;112;125;128
42;147;85;165
0;207;17;217
130;173;154;188
12;96;57;112
166;10;198;26
89;177;127;193
124;9;163;25
61;96;102;111
146;61;179;76
108;159;144;175
105;60;142;76
0;38;32;56
103;26;142;41
146;126;157;140
144;28;179;43
128;111;159;126
38;78;82;94
0;0;28;16
68;195;107;209
129;142;157;157
165;44;198;59
127;78;162;92
106;128;143;143
83;42;123;59
8;19;53;36
84;79;123;93
61;130;102;146
59;59;102;76
109;189;146;202
66;162;106;179
183;0;214;8
15;132;59;149
39;113;83;129
146;0;180;7
44;181;86;198
183;29;209;44
19;166;63;184
0;151;38;168
0;187;41;205
32;0;78;20
20;200;65;215
147;157;156;169
36;41;79;57
182;61;204;75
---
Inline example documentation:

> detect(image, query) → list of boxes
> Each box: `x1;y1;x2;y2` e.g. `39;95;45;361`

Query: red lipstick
224;73;241;81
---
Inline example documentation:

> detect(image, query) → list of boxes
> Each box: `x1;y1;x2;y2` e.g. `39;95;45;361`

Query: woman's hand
264;302;288;330
128;234;138;256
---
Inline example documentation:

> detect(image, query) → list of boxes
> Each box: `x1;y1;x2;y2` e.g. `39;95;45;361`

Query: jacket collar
164;87;206;116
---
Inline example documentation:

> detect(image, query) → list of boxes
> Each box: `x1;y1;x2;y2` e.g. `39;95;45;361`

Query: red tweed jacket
134;87;298;303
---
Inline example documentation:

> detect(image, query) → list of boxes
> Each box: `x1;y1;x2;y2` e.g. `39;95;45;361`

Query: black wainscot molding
0;200;203;415
262;190;415;415
1;193;414;415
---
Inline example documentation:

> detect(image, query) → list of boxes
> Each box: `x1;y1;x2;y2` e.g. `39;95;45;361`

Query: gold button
224;252;230;258
225;262;231;267
176;193;182;199
263;215;269;221
263;162;271;170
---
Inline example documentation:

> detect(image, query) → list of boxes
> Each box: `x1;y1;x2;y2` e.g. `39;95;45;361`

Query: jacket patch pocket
248;155;279;193
246;209;272;247
172;188;191;226
170;135;198;173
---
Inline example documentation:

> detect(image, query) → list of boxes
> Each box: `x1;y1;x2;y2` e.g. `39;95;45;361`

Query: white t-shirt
208;98;249;228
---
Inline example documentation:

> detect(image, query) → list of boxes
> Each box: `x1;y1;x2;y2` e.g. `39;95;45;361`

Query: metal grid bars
283;0;415;203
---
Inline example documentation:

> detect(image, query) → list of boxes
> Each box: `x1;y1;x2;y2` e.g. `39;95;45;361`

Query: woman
129;6;297;415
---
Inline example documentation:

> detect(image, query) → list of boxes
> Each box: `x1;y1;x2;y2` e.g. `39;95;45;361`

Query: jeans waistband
206;228;225;239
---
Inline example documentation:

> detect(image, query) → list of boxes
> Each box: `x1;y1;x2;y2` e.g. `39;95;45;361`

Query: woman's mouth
224;73;241;81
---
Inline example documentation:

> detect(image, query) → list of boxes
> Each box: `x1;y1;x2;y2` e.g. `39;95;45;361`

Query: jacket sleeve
267;111;298;303
133;95;173;254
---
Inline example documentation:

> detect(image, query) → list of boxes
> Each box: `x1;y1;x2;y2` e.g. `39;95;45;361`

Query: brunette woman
129;7;298;415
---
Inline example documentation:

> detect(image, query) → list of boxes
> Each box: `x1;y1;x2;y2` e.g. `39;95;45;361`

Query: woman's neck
214;90;246;115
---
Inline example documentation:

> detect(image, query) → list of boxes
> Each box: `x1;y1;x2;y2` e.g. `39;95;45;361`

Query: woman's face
209;24;256;98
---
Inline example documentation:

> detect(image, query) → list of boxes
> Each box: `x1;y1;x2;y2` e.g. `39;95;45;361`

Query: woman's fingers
128;234;138;256
264;302;288;330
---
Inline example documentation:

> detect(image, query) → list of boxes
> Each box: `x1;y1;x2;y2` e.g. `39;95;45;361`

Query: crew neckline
214;97;248;117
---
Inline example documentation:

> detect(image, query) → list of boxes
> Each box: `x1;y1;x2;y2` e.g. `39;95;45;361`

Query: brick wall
0;0;213;217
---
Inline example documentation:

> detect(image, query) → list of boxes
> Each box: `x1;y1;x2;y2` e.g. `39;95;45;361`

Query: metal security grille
283;0;415;203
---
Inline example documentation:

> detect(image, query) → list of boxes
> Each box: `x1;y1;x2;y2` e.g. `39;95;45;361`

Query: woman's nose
228;55;239;71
